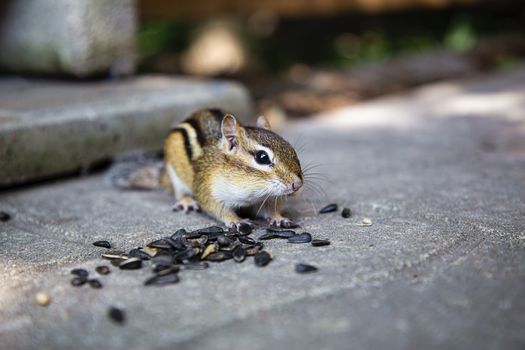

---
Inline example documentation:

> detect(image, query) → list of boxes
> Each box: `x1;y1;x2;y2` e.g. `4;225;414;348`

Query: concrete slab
0;68;524;350
0;76;252;186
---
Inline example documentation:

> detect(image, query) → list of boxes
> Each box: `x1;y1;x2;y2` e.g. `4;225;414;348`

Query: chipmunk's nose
292;180;303;192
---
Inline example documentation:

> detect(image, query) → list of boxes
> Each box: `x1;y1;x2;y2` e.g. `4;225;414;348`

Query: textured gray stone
0;68;524;350
0;0;137;77
0;76;252;186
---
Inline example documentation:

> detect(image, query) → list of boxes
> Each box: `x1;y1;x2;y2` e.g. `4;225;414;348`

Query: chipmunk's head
219;114;303;202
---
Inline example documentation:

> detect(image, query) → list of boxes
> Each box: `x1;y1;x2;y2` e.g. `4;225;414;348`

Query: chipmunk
161;108;303;229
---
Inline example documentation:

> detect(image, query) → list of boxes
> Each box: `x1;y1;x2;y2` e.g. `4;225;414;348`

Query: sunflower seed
146;239;172;250
245;246;261;256
35;292;51;306
206;251;233;262
0;211;11;222
254;251;272;267
273;230;296;238
93;240;111;249
217;235;232;247
295;263;318;273
319;203;338;214
144;273;179;286
95;265;110;275
175;248;199;261
101;250;128;260
110;259;124;267
88;279;103;289
129;248;151;260
152;253;173;265
258;233;276;240
170;228;187;240
238;236;257;246
71;268;89;278
201;243;218;259
311;239;330;247
194;226;224;235
119;257;143;270
288;232;312;244
181;262;209;270
108;306;125;324
341;207;352;218
155;266;180;276
232;245;246;263
71;276;87;287
267;226;295;233
237;222;253;235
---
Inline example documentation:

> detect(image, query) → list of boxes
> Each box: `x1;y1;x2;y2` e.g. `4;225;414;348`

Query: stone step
0;75;252;187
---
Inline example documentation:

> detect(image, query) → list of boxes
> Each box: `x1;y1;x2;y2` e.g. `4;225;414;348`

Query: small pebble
108;306;126;324
358;218;373;226
93;240;112;249
341;208;352;218
0;211;11;222
35;292;51;307
319;203;338;214
295;263;318;273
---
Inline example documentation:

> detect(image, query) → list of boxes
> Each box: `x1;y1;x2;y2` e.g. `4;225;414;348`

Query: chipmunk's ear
256;115;271;130
221;114;239;150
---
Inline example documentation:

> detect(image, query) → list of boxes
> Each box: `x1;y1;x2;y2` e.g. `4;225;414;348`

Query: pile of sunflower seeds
74;225;330;290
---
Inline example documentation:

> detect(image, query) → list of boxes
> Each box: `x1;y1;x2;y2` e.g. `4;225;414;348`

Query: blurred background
0;0;525;186
137;0;525;121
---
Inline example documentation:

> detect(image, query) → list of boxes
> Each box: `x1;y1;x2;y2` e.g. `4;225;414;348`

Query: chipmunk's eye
254;150;271;165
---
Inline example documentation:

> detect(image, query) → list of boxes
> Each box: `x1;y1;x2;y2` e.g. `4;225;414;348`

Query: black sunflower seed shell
71;268;89;278
288;232;312;244
146;239;172;250
217;235;233;247
206;251;233;262
232;245;246;263
129;248;151;260
295;263;318;273
238;236;257;246
319;203;338;214
88;279;103;289
170;228;187;240
311;239;330;247
155;266;180;276
258;233;276;240
181;262;209;270
101;250;128;260
254;251;272;267
144;273;179;286
194;226;224;235
71;276;87;287
93;240;111;249
119;257;143;270
95;265;110;275
108;306;125;324
0;211;12;222
175;248;199;261
236;222;253;235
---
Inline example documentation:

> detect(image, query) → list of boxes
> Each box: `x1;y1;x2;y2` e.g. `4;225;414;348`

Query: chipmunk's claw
172;197;200;213
268;217;298;228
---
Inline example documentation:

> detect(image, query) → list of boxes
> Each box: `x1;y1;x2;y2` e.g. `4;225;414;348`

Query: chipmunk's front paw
172;196;200;213
268;217;298;228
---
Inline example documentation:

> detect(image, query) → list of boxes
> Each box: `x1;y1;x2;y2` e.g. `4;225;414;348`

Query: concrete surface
1;68;524;350
0;0;136;77
0;75;252;187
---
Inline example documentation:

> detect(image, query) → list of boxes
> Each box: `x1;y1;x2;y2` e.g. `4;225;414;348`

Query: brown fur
163;108;303;227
